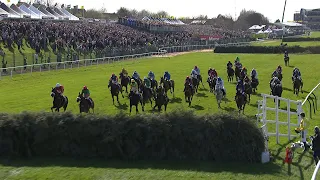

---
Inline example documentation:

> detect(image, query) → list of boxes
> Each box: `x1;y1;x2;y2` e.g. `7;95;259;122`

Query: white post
64;63;66;69
78;61;80;68
20;68;22;74
71;62;73;69
10;70;12;79
91;60;92;65
287;99;291;141
49;64;51;71
275;96;279;144
297;101;303;142
85;60;87;66
97;59;99;65
0;71;1;80
31;66;33;75
40;65;42;72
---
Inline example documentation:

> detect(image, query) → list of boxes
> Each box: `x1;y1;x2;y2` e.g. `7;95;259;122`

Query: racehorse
244;80;252;104
293;77;303;95
153;87;169;112
184;82;194;106
129;91;144;114
284;56;290;66
50;88;68;112
251;76;259;93
119;72;130;93
76;92;94;113
271;83;283;107
227;66;235;82
140;84;153;108
214;87;224;108
108;81;124;104
207;77;217;93
192;76;200;93
160;77;175;96
235;66;241;80
235;92;246;114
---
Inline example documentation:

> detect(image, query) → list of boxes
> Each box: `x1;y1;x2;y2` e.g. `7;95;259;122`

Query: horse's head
50;88;56;97
76;92;83;102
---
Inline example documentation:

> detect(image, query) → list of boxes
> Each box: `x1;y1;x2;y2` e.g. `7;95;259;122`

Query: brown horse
160;77;175;96
184;82;194;106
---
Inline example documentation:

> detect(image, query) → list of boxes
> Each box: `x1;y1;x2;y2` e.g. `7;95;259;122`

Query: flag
7;0;10;2
81;6;84;10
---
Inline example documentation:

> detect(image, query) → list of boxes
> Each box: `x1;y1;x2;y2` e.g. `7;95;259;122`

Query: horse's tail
63;96;68;111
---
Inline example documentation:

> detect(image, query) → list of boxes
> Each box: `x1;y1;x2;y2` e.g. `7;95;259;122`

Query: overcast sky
17;0;320;22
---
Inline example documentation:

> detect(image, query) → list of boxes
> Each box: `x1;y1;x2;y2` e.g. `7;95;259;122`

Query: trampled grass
1;52;320;179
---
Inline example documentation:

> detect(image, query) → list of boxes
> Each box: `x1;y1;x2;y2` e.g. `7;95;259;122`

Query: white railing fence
0;43;250;80
305;82;320;180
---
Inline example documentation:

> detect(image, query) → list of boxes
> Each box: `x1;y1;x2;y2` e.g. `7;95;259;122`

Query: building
295;9;320;29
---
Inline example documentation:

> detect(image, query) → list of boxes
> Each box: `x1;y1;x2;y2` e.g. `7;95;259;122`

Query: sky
14;0;320;22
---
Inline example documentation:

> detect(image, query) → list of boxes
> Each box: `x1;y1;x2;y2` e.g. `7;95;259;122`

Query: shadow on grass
190;105;204;110
198;88;208;92
223;106;236;112
115;103;128;110
169;97;182;104
196;92;208;98
0;158;282;175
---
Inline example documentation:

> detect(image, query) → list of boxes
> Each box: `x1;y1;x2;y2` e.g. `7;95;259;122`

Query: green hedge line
214;45;320;54
0;111;265;162
282;37;320;42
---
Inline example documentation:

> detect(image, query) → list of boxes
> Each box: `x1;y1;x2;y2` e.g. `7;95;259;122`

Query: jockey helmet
165;71;168;74
238;79;242;83
278;65;281;68
131;79;135;83
149;71;152;74
194;66;198;69
186;76;189;79
122;68;125;71
56;83;60;87
218;77;222;81
112;73;115;76
83;86;87;90
144;77;147;80
209;67;212;70
134;71;137;74
243;66;246;69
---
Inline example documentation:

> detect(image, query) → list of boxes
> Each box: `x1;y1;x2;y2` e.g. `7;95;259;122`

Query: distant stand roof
0;3;20;18
59;8;79;20
19;4;40;19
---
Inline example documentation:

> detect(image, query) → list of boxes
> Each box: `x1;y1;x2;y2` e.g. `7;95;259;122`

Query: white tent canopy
249;25;266;30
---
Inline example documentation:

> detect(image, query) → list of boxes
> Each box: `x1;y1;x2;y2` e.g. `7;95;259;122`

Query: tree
234;9;269;30
117;7;131;17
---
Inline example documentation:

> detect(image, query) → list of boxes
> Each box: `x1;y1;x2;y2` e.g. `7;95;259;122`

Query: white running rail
0;43;250;80
312;161;320;180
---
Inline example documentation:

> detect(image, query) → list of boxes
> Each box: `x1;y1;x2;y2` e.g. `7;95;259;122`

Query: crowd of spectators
0;19;251;64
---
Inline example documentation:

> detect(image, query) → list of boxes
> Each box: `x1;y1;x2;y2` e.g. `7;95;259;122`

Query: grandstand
295;8;320;29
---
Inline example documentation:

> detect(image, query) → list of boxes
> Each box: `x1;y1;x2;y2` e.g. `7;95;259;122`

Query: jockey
250;68;258;80
144;77;152;89
292;67;302;81
110;73;118;84
121;68;128;77
191;69;198;79
208;67;213;77
215;77;226;96
164;71;171;81
277;65;282;74
270;76;281;87
148;71;155;80
235;79;245;100
244;75;250;84
81;86;93;105
54;83;64;96
211;68;218;78
240;67;247;78
130;79;139;94
184;76;193;92
227;61;233;68
194;66;200;75
235;60;242;69
284;50;289;58
132;71;140;81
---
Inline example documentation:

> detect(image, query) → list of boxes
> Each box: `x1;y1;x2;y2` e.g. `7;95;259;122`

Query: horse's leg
112;95;115;105
130;104;132;114
117;95;120;104
243;104;246;114
51;107;54;112
135;105;139;114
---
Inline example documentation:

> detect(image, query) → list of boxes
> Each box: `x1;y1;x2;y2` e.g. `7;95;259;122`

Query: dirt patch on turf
153;49;212;58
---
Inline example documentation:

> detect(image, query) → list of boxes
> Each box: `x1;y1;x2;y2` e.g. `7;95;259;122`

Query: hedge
0;111;265;163
214;45;320;54
282;37;320;42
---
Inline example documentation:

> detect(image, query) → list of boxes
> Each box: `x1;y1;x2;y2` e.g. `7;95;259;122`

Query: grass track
251;40;320;47
1;52;320;179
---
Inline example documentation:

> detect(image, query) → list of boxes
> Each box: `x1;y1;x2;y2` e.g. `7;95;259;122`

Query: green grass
302;31;320;38
251;40;320;47
1;52;320;179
